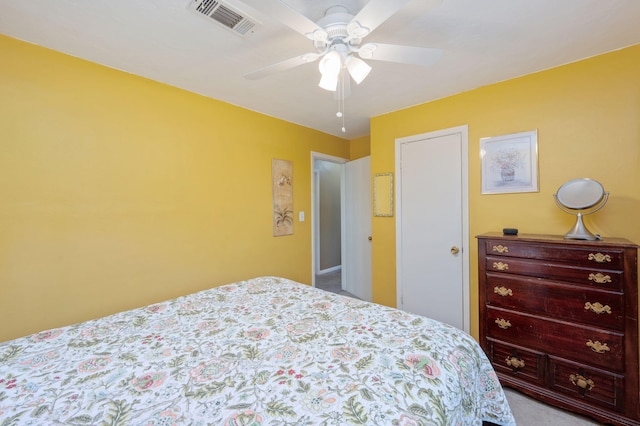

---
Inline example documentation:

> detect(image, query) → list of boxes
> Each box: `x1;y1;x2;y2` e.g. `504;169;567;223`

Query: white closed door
396;126;469;331
342;156;372;301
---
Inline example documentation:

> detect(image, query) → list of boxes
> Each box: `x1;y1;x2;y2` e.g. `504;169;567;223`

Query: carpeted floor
504;388;599;425
315;269;358;298
316;269;601;425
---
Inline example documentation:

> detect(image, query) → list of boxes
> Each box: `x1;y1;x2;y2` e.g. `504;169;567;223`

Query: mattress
0;276;515;425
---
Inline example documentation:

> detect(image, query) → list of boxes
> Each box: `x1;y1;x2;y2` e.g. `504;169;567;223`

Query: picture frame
272;159;294;236
480;130;539;194
373;173;393;217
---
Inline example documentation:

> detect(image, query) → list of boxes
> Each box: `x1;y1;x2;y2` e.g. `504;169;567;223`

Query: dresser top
476;232;638;248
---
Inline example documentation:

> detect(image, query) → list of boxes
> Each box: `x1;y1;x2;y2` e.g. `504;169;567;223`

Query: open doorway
311;152;371;300
312;154;345;294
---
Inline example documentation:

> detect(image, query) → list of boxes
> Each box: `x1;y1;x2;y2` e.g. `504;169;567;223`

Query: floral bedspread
0;276;515;425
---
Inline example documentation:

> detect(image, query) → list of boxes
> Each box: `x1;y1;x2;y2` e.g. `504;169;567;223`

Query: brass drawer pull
495;318;511;329
494;286;513;297
588;253;611;263
588;273;612;284
584;302;612;315
492;245;509;254
570;373;594;391
586;340;610;354
492;261;509;271
505;356;524;369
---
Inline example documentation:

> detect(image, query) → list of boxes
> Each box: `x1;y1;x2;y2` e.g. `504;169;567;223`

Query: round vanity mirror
556;178;605;210
554;178;608;240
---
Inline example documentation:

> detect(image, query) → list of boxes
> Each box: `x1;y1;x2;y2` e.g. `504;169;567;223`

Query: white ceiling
1;0;639;139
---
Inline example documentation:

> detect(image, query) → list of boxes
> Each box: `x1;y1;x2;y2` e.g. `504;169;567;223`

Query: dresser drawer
548;356;624;413
486;307;624;371
486;273;625;330
483;239;626;270
485;338;545;385
485;256;624;290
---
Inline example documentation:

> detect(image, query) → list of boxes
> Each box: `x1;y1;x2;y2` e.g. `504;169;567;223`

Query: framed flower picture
480;130;539;194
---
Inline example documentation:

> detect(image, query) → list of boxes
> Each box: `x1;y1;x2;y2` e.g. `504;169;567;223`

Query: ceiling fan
243;0;443;92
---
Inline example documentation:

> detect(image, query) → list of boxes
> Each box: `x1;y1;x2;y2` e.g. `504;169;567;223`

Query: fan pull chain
336;72;346;133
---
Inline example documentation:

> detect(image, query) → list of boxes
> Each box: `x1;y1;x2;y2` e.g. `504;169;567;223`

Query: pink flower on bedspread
312;301;332;311
219;285;237;292
197;320;220;331
1;378;18;389
81;325;118;339
130;372;167;391
397;414;421;426
340;311;363;322
285;320;315;335
331;346;360;362
244;328;270;340
405;354;441;379
190;358;232;383
77;357;111;373
247;282;269;293
387;311;413;322
145;304;167;314
152;318;177;330
274;345;299;361
20;351;58;368
31;328;64;342
302;388;336;412
180;299;208;311
145;408;179;426
225;410;264;426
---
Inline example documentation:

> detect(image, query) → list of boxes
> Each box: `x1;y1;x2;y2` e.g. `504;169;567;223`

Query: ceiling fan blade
350;0;411;36
244;53;320;80
358;43;443;67
242;0;327;41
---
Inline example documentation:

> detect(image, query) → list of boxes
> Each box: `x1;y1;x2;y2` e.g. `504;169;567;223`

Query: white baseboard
318;265;342;275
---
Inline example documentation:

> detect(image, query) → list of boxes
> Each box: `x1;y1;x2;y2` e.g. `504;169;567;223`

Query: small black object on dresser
477;232;639;426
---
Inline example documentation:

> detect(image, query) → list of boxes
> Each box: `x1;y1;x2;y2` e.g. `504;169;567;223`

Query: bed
0;276;515;425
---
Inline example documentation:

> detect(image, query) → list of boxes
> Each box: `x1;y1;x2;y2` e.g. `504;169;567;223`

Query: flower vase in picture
501;166;515;182
492;148;523;184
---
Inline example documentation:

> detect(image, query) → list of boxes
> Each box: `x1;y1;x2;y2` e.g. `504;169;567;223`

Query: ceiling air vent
188;0;257;37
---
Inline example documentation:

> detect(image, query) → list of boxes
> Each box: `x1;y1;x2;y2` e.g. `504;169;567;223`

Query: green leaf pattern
0;276;515;425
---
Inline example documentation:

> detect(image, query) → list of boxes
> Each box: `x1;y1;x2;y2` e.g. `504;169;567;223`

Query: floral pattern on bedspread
0;276;515;425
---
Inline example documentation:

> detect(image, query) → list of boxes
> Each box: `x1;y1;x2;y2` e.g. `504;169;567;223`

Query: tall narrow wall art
272;159;294;236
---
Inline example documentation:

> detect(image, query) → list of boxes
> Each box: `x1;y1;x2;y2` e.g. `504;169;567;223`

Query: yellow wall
349;135;371;160
371;44;640;338
0;35;349;342
3;32;639;343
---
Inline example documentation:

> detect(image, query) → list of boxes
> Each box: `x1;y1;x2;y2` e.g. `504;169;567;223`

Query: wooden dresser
477;233;639;425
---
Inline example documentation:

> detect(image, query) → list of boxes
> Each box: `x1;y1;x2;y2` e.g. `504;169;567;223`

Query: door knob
450;246;460;255
368;236;372;241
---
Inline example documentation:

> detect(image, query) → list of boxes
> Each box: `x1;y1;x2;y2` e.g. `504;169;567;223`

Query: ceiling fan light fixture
319;73;338;91
319;50;342;75
318;50;342;91
346;55;371;84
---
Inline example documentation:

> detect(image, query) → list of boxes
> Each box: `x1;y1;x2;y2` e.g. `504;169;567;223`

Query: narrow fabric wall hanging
272;159;294;236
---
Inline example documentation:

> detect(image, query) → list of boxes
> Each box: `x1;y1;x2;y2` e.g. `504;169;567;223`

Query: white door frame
394;125;470;332
310;151;348;288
